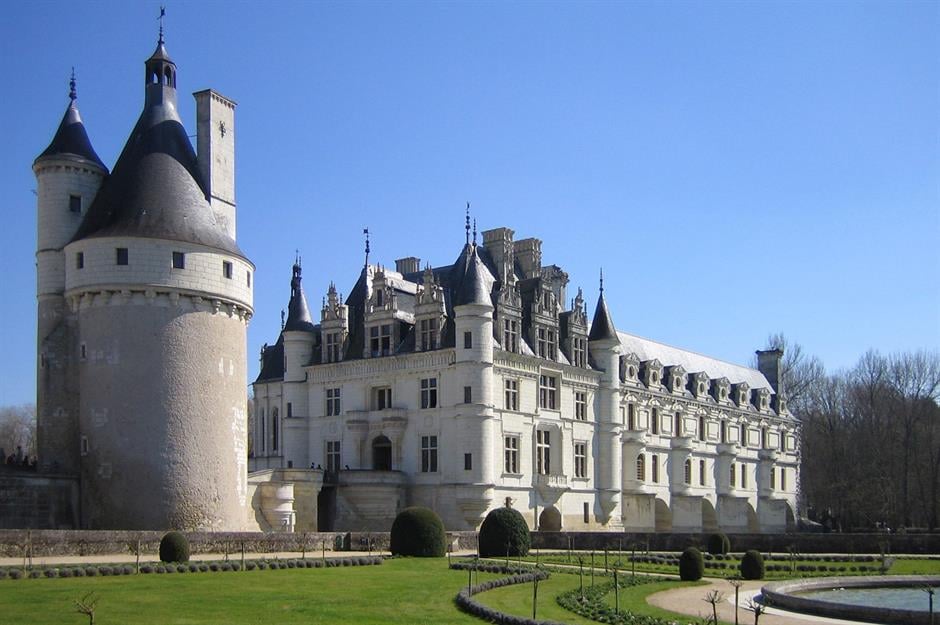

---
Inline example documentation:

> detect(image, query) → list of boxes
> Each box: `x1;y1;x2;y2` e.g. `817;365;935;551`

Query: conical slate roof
588;291;617;341
71;40;242;257
451;244;495;308
36;98;106;169
284;262;316;333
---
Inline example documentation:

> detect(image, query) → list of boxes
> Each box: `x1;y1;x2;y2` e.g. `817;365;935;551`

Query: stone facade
253;226;799;533
33;36;253;530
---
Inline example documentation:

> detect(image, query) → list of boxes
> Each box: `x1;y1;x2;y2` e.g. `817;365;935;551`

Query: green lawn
0;559;503;625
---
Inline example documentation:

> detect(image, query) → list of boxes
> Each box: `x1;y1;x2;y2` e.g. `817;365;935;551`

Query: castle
34;32;253;530
251;222;800;533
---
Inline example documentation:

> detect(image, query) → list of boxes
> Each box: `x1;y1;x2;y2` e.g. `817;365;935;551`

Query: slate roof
283;263;316;333
588;292;617;341
36;100;106;169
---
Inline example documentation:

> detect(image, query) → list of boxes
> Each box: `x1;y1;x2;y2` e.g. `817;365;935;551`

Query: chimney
194;89;237;239
756;349;784;395
395;257;421;275
513;238;542;279
482;227;514;284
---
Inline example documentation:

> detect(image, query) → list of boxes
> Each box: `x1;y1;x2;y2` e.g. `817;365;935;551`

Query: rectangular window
326;332;342;363
574;392;587;421
370;324;392;357
536;430;551;475
651;407;659;434
419;318;438;351
720;420;727;443
420;378;438;409
247;271;252;287
372;386;392;410
770;466;776;490
636;454;645;482
627;403;636;430
326;440;341;472
651;454;659;483
464;453;472;471
69;194;82;213
504;435;519;474
699;416;706;441
80;435;89;456
286;402;293;418
574;442;587;478
76;252;84;269
116;247;128;265
537;328;557;360
503;318;518;352
572;337;586;368
699;459;706;486
172;251;185;269
539;374;557;410
463;386;472;404
223;260;233;279
80;343;87;360
740;463;747;488
781;468;787;491
421;435;438;473
326;388;341;416
674;411;682;436
730;463;736;487
684;459;692;485
583;502;590;524
504;379;519;411
463;331;472;349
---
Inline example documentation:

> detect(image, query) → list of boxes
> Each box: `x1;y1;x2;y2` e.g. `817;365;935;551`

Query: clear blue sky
1;1;937;406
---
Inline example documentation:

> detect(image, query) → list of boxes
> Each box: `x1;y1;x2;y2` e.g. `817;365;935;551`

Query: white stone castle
251;221;800;534
34;32;252;530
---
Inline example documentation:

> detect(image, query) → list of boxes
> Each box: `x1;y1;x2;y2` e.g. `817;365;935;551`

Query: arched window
164;67;173;86
684;458;692;485
635;454;645;482
372;435;392;470
271;408;279;451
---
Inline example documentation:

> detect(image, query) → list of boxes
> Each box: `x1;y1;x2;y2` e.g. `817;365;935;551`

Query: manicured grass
884;557;940;575
0;558;501;625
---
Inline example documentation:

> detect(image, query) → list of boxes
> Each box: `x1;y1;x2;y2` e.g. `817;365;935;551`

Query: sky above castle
1;1;937;406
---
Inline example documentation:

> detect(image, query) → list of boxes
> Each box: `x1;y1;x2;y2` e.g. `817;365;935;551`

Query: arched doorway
654;498;672;531
746;502;760;532
372;435;392;470
702;499;719;532
538;506;562;532
785;503;796;532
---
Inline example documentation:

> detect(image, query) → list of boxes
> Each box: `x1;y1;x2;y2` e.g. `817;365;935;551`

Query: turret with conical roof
33;72;108;477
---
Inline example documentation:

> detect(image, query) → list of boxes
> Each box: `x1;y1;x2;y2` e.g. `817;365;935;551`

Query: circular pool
762;575;938;625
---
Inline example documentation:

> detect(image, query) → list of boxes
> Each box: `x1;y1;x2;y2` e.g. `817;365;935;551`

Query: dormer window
325;331;343;362
503;318;519;352
418;318;439;351
537;327;556;360
369;324;392;357
651;371;659;384
571;337;586;368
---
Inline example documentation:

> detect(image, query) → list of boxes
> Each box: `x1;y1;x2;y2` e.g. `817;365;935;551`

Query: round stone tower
33;73;108;477
57;34;254;530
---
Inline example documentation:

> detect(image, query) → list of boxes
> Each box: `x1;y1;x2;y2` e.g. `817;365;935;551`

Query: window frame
326;387;341;416
574;391;587;421
116;247;129;266
536;429;551;475
420;377;438;409
172;251;185;270
504;378;519;411
504;435;520;474
421;435;438;473
574;441;587;479
539;374;558;410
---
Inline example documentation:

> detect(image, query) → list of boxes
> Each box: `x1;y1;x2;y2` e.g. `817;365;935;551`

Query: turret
33;72;108;475
588;271;622;526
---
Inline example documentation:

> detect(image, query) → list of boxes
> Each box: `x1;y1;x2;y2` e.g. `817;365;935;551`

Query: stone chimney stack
756;349;784;395
395;257;421;275
195;89;237;239
513;237;542;279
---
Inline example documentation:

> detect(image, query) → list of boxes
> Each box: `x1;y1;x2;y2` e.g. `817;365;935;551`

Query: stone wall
0;474;79;530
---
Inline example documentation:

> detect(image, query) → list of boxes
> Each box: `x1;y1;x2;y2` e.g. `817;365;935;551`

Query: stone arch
784;502;796;532
746;501;760;532
538;505;562;532
371;435;392;470
654;497;672;531
702;498;719;532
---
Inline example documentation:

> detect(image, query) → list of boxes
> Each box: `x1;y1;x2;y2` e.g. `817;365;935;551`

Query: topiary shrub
390;506;447;557
159;531;190;563
679;547;704;581
479;507;530;558
707;532;731;555
740;549;765;580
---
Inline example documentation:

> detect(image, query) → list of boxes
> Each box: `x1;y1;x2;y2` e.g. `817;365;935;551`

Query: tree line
766;334;940;531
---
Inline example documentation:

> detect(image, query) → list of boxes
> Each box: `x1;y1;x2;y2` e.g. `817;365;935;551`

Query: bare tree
703;589;725;625
74;592;99;625
0;404;36;460
744;598;766;625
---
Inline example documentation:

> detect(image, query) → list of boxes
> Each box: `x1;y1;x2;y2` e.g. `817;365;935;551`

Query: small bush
245;562;256;571
220;563;232;572
72;567;85;577
0;570;7;580
84;567;98;577
29;570;42;579
390;507;447;557
155;565;166;574
256;561;268;570
98;566;112;576
43;569;57;578
159;531;190;563
8;569;23;580
478;507;530;558
176;564;187;573
231;562;240;571
679;547;704;581
188;563;199;573
740;550;765;580
707;532;731;555
59;568;73;578
198;563;209;572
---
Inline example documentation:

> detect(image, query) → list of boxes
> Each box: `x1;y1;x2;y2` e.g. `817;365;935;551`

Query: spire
158;5;166;45
473;219;477;246
363;228;370;269
284;260;315;333
35;70;106;169
453;245;495;308
588;269;617;341
465;202;471;245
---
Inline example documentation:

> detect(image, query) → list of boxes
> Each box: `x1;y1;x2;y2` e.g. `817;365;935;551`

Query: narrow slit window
116;248;129;265
172;251;185;269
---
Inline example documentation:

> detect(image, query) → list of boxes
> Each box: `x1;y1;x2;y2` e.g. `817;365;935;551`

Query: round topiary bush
159;531;190;563
390;506;447;557
707;532;731;555
679;547;705;581
740;549;765;580
478;507;530;558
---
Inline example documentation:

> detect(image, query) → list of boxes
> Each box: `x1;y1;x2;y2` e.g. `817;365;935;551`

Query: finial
465;202;471;245
599;268;604;294
294;249;301;267
158;6;166;44
280;309;285;330
363;227;370;269
69;68;77;101
473;219;477;245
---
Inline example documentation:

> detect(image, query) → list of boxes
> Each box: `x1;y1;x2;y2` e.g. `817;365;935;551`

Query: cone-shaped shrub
478;507;530;557
740;549;765;580
159;531;190;563
707;532;731;555
679;547;704;581
390;506;447;557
